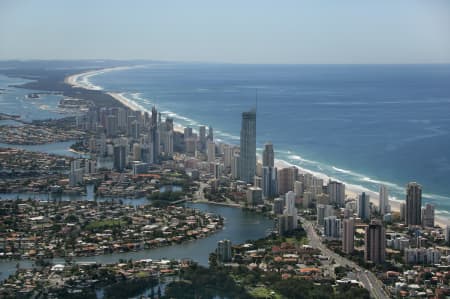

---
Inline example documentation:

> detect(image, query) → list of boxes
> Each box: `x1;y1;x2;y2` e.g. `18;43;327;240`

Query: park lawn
250;286;283;299
285;236;308;245
85;219;124;230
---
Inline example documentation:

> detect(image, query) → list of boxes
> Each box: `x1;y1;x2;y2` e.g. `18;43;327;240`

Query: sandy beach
64;66;142;90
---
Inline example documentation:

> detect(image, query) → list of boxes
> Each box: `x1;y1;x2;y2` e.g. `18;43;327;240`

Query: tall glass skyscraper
239;109;256;183
406;182;422;226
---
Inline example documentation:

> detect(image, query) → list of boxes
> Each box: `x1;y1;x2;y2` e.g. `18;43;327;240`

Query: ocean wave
332;166;353;174
288;154;317;164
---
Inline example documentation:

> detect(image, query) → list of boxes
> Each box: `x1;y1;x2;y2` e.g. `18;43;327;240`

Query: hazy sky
1;0;449;63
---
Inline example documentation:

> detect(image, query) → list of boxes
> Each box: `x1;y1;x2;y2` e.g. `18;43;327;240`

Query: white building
404;248;441;265
379;185;390;215
421;204;435;228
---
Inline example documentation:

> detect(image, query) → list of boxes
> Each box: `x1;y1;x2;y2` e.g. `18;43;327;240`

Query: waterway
0;140;273;282
0;197;273;281
0;141;84;158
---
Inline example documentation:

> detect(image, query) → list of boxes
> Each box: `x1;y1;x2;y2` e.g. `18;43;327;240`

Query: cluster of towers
76;105;174;173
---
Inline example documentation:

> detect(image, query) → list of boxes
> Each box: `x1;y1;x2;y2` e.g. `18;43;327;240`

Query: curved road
301;217;390;299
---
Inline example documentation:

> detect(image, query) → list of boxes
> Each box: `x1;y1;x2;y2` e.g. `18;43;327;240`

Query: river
0;197;273;281
0;141;273;281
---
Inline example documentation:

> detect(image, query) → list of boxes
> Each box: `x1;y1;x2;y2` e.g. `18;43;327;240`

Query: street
300;217;390;299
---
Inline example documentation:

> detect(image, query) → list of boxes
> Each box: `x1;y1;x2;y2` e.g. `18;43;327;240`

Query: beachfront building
365;220;386;264
406;182;422;226
262;142;275;167
357;192;370;221
421;203;435;228
445;225;450;244
328;181;345;208
277;166;298;195
379;184;389;215
238;109;256;183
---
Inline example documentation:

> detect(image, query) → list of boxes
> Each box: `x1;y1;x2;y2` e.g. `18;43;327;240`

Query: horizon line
1;58;450;66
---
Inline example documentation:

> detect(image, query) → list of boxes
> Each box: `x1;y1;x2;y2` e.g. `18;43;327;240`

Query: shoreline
64;68;450;227
64;66;142;91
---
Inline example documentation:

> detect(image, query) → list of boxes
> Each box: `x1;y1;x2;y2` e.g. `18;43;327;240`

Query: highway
300;217;390;299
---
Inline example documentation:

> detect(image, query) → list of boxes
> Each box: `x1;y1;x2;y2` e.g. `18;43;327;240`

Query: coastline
64;68;450;227
64;66;142;91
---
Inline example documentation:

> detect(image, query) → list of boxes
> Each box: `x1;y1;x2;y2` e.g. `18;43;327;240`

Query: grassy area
285;236;308;245
250;287;283;299
85;219;123;231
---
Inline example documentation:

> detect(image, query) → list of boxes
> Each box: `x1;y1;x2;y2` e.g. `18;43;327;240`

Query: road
301;217;390;299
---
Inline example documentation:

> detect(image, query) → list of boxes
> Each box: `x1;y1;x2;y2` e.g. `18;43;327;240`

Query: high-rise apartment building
328;181;345;207
238;110;256;183
406;182;422;226
357;192;370;221
262;166;278;199
342;218;355;254
379;185;389;215
365;220;386;264
277;167;298;194
262;142;274;167
421;203;434;228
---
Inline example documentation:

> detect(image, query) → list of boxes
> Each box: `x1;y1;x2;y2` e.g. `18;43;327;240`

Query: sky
0;0;449;64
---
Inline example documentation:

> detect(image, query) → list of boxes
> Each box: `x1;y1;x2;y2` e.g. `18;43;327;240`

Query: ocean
2;63;450;217
84;63;450;217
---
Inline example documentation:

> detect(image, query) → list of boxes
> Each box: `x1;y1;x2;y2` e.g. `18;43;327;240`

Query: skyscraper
357;192;370;221
284;191;297;229
216;240;232;263
328;181;345;208
262;166;278;199
106;114;118;137
149;106;160;163
277;166;298;194
421;203;435;228
379;185;389;215
317;204;334;225
365;220;386;264
238;109;256;183
324;216;341;239
406;182;422;226
342;218;355;254
207;141;216;162
199;125;206;152
113;145;126;171
445;225;450;245
262;142;274;167
207;125;214;142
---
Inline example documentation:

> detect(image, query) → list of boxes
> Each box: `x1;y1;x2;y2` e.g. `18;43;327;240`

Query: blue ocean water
85;64;450;216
